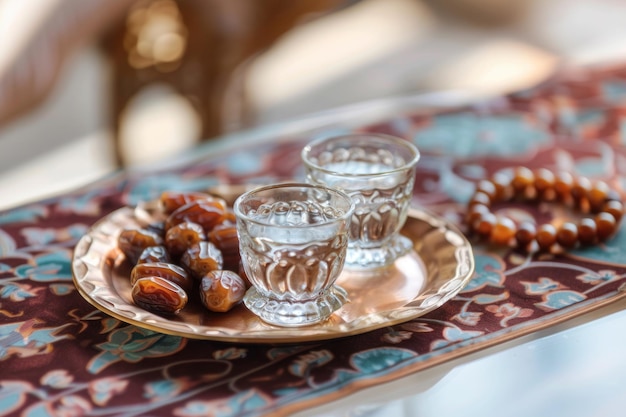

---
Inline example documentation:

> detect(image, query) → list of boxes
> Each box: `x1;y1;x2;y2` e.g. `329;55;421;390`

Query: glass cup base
345;234;413;270
244;285;348;327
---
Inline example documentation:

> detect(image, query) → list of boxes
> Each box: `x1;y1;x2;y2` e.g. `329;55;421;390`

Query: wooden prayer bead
571;176;591;204
578;218;597;245
595;212;617;241
554;171;574;202
588;180;610;213
476;180;497;200
465;167;624;253
534;168;555;192
491;217;516;245
556;222;578;249
468;191;491;208
515;221;536;248
536;224;557;251
466;203;490;226
473;212;496;238
534;168;556;201
491;171;514;201
511;167;534;194
604;200;624;223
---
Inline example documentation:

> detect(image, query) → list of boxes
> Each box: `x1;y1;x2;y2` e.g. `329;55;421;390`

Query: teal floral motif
601;80;626;103
126;175;219;206
471;292;510;305
175;389;272;417
452;311;483;326
88;377;128;406
0;229;17;256
0;320;72;360
21;228;56;246
572;145;614;177
57;190;104;216
452;292;508;326
536;290;586;311
144;379;187;401
0;206;47;226
267;346;307;361
485;303;533;327
24;395;92;417
67;310;121;335
438;165;477;204
576;269;620;286
213;347;247;360
41;370;73;389
0;282;41;301
100;318;121;334
21;224;88;246
14;251;72;282
430;326;484;350
381;329;412;344
413;113;550;159
88;326;186;373
175;400;214;417
522;277;564;295
289;350;333;378
350;348;415;374
0;380;35;416
558;108;606;138
568;229;626;264
226;152;264;175
399;322;433;333
49;284;75;296
461;253;506;292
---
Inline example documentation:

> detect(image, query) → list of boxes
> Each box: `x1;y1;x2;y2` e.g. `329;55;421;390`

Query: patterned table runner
2;63;626;417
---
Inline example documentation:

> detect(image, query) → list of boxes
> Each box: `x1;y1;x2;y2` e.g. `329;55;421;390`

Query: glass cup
234;183;355;327
302;133;420;269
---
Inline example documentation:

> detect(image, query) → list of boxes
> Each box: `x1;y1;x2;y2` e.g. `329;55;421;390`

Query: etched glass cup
302;133;420;269
234;183;354;327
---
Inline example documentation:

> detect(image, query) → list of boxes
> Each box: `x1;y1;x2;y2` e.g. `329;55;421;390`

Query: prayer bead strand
465;167;624;253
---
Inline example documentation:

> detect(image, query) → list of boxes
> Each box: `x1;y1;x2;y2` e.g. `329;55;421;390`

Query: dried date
165;200;227;232
180;241;224;280
160;191;224;214
132;276;188;314
121;191;248;316
164;221;206;257
208;225;240;271
199;270;246;313
118;228;164;263
137;245;171;264
130;262;192;292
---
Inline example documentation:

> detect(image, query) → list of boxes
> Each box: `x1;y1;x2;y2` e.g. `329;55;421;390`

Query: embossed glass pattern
234;183;354;327
302;134;420;269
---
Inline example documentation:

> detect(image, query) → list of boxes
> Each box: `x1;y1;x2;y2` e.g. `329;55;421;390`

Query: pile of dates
117;191;248;315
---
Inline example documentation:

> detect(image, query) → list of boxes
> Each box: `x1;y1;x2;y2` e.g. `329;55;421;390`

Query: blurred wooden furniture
0;0;345;166
0;0;134;130
100;0;344;166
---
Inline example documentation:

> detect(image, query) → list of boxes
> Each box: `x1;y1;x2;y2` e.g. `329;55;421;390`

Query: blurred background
2;0;626;209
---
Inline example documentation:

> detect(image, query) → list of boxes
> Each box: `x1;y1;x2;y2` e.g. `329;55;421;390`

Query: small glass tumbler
302;133;420;269
234;183;354;327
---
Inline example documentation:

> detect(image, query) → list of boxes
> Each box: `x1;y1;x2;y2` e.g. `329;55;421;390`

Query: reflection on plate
72;204;474;343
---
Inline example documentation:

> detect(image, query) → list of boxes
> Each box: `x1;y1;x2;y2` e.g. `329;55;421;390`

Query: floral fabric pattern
3;64;626;416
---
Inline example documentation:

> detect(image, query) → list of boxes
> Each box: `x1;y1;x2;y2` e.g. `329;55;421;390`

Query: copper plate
72;204;474;343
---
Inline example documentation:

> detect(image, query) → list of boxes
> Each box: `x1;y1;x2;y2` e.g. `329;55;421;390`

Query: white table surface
294;297;626;417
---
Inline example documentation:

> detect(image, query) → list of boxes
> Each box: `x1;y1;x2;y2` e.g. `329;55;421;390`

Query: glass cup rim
233;182;355;228
301;133;420;177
